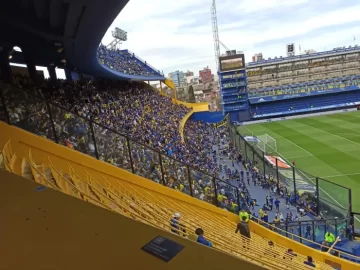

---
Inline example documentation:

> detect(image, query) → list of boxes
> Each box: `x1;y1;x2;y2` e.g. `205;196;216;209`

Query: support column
0;46;12;83
64;68;72;81
47;66;57;84
23;48;38;86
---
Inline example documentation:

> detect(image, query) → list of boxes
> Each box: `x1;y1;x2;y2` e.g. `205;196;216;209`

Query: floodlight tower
211;0;220;72
107;27;128;50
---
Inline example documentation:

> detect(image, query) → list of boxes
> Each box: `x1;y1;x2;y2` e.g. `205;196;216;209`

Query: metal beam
211;0;220;72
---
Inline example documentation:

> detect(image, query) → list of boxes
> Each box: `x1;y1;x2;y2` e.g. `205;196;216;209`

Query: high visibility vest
325;233;335;243
239;211;249;222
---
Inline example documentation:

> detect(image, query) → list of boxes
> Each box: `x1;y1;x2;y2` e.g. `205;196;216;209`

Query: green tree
188;85;196;103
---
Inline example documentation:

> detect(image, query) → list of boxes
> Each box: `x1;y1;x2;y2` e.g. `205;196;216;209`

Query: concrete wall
0;170;265;270
191;111;224;123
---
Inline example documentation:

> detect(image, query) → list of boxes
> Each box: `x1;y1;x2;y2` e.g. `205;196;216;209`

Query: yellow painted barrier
150;82;209;112
172;98;209;112
163;78;175;90
0;122;233;219
179;110;194;143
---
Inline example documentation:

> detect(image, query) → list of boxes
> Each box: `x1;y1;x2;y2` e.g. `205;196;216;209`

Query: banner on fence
265;155;290;169
213;114;229;128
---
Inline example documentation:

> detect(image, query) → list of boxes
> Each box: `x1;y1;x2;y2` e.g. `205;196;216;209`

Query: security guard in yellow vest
239;209;249;223
324;232;335;245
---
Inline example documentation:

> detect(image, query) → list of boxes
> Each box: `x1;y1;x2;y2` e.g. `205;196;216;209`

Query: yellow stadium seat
0;123;358;270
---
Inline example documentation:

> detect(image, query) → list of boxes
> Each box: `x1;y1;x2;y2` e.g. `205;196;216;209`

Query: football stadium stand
1;0;360;269
97;45;163;77
1;120;359;269
249;76;360;118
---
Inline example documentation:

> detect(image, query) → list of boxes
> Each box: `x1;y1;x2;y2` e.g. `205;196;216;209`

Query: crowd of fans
97;44;161;77
1;74;354;262
3;76;241;209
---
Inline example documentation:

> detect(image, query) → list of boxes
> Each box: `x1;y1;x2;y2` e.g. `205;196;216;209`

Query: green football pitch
236;111;360;217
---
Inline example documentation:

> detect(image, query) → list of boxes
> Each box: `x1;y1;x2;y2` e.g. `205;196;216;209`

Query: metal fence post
252;147;255;163
89;121;99;160
299;222;302;243
187;166;194;197
293;166;297;202
213;177;219;207
0;87;10;124
348;188;353;218
244;140;248;162
335;218;338;236
312;220;315;242
276;158;279;186
237;134;241;151
316;177;320;216
126;138;135;174
262;151;266;179
236;188;241;213
46;102;59;143
158;153;166;186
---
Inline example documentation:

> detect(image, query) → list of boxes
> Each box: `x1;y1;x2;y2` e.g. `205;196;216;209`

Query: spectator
283;248;297;260
170;213;186;236
304;256;316;268
323;231;335;246
235;216;251;248
239;209;249;223
274;197;280;211
305;224;312;239
195;228;213;247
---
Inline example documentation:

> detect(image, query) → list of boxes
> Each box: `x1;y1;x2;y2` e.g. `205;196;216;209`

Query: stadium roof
0;0;163;80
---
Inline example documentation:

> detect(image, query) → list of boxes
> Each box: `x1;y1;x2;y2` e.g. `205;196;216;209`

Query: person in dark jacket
235;216;251;248
170;213;186;236
195;228;212;247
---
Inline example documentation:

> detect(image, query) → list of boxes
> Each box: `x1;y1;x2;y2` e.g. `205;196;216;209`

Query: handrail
251;216;360;260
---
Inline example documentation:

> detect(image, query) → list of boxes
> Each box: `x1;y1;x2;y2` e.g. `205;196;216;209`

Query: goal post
265;134;277;153
256;134;277;153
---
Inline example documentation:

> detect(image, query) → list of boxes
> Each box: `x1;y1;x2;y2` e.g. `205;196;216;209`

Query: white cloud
101;0;360;76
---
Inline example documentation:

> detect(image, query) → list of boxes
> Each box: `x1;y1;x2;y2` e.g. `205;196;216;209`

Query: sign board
35;186;47;192
219;54;245;72
141;236;184;262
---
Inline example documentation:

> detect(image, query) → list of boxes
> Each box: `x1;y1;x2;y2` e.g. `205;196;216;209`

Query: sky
101;0;360;77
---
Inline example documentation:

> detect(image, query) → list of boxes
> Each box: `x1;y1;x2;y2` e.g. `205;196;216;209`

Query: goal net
256;134;277;153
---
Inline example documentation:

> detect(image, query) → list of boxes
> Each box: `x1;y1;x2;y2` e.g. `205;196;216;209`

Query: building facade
246;46;360;90
168;70;186;87
199;67;212;84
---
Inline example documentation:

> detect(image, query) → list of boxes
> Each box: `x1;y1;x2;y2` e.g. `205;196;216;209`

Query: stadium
0;0;360;269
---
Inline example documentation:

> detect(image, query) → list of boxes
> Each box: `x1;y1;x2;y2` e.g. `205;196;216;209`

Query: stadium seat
0;134;347;269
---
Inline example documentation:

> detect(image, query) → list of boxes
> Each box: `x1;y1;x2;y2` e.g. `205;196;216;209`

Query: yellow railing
179;110;194;143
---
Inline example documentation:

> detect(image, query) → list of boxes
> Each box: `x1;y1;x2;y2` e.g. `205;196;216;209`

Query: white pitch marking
286;155;314;159
320;172;360;178
299;121;360;148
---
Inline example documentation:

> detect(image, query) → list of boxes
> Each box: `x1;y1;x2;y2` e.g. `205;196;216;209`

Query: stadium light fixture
112;27;127;41
8;55;12;59
13;46;22;52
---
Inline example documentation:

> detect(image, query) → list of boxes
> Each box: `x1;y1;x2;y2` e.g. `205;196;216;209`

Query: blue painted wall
191;111;225;123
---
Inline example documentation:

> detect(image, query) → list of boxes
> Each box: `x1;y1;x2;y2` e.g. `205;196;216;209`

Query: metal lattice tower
107;27;128;50
211;0;220;72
